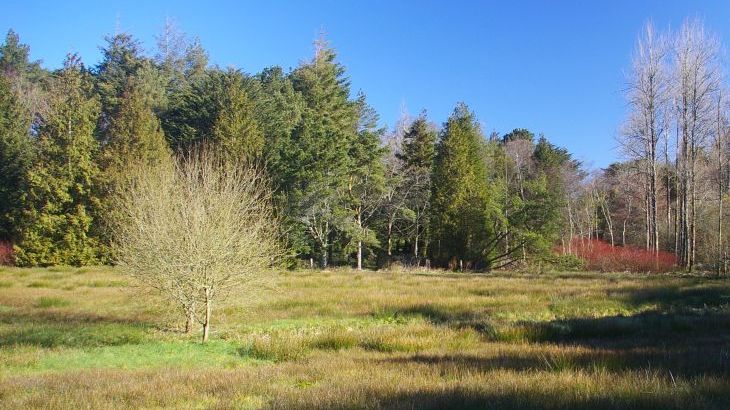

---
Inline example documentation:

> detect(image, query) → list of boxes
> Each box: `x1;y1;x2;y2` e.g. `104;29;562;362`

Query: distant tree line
1;19;726;272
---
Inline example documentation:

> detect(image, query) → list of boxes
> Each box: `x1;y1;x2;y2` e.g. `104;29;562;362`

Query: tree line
1;19;726;272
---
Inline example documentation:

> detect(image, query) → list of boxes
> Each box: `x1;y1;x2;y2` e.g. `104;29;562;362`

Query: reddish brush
0;241;14;266
566;238;676;273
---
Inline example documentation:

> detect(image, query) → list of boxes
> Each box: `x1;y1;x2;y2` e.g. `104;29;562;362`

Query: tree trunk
185;310;194;334
357;240;363;271
356;212;363;271
202;288;212;343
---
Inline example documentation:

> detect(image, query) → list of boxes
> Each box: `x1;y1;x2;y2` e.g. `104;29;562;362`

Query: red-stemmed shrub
0;241;13;266
565;238;676;273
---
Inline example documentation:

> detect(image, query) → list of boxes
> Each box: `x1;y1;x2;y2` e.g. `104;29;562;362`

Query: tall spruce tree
430;103;501;270
15;55;101;266
284;40;358;267
0;75;32;241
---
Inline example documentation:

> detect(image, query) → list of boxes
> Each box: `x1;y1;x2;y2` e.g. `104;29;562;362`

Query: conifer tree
95;33;146;136
346;94;386;270
398;112;437;260
0;75;32;241
15;55;101;266
284;39;358;266
164;69;262;160
430;103;501;269
211;70;264;161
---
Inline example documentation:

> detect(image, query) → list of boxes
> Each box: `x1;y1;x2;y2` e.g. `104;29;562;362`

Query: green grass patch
34;297;71;308
0;323;150;348
2;340;256;374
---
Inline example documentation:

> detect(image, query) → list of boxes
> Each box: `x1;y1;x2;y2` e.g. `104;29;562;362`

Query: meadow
1;266;729;409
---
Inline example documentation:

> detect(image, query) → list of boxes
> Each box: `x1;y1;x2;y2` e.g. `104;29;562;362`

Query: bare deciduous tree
673;19;722;270
112;151;281;342
620;21;670;253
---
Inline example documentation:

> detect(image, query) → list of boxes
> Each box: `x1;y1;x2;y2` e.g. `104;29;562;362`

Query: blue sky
3;1;730;168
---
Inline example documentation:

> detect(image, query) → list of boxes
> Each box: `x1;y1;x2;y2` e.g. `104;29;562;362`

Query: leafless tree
112;150;281;342
673;19;722;270
620;21;670;253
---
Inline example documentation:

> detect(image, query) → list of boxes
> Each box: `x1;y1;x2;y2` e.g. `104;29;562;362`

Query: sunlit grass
0;266;729;408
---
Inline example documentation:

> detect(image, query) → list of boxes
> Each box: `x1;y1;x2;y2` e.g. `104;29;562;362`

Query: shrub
538;253;586;272
566;239;676;273
0;241;13;265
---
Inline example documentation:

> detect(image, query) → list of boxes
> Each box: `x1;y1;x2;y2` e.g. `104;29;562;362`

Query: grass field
1;266;729;409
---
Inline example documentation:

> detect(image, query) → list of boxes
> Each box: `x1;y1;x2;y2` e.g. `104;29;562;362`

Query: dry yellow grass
0;265;729;409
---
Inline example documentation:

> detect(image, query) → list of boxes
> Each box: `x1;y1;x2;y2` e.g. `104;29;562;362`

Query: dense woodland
0;19;728;272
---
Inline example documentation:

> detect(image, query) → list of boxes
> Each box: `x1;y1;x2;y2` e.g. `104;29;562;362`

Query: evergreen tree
430;103;501;269
0;29;43;79
95;33;146;141
255;66;303;176
183;37;208;82
398;111;437;260
345;94;386;270
100;78;171;174
163;69;262;160
284;40;358;266
96;77;172;257
0;30;49;134
211;69;264;161
0;75;32;241
15;55;101;266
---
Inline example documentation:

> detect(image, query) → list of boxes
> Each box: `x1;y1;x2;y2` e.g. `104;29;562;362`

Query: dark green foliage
283;43;359;265
345;94;387;267
501;128;534;143
95;33;146;138
0;29;44;80
100;80;170;171
430;103;501;269
0;76;32;241
0;27;589;270
254;66;303;177
163;69;262;160
14;55;101;266
397;112;438;260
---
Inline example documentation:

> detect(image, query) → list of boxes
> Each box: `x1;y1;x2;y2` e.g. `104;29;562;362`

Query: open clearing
1;266;730;409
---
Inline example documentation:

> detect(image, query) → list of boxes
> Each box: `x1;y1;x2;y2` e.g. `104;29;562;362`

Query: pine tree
430;103;501;270
14;55;101;266
0;75;32;241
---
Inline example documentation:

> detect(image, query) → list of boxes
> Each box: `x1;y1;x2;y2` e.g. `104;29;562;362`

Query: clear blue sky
3;1;730;168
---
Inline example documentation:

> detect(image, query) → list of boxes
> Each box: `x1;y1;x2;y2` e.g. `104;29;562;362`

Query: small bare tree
112;150;280;342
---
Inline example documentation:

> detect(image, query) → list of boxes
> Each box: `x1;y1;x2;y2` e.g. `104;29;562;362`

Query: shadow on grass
0;309;152;348
279;381;730;410
376;281;730;352
380;341;730;377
